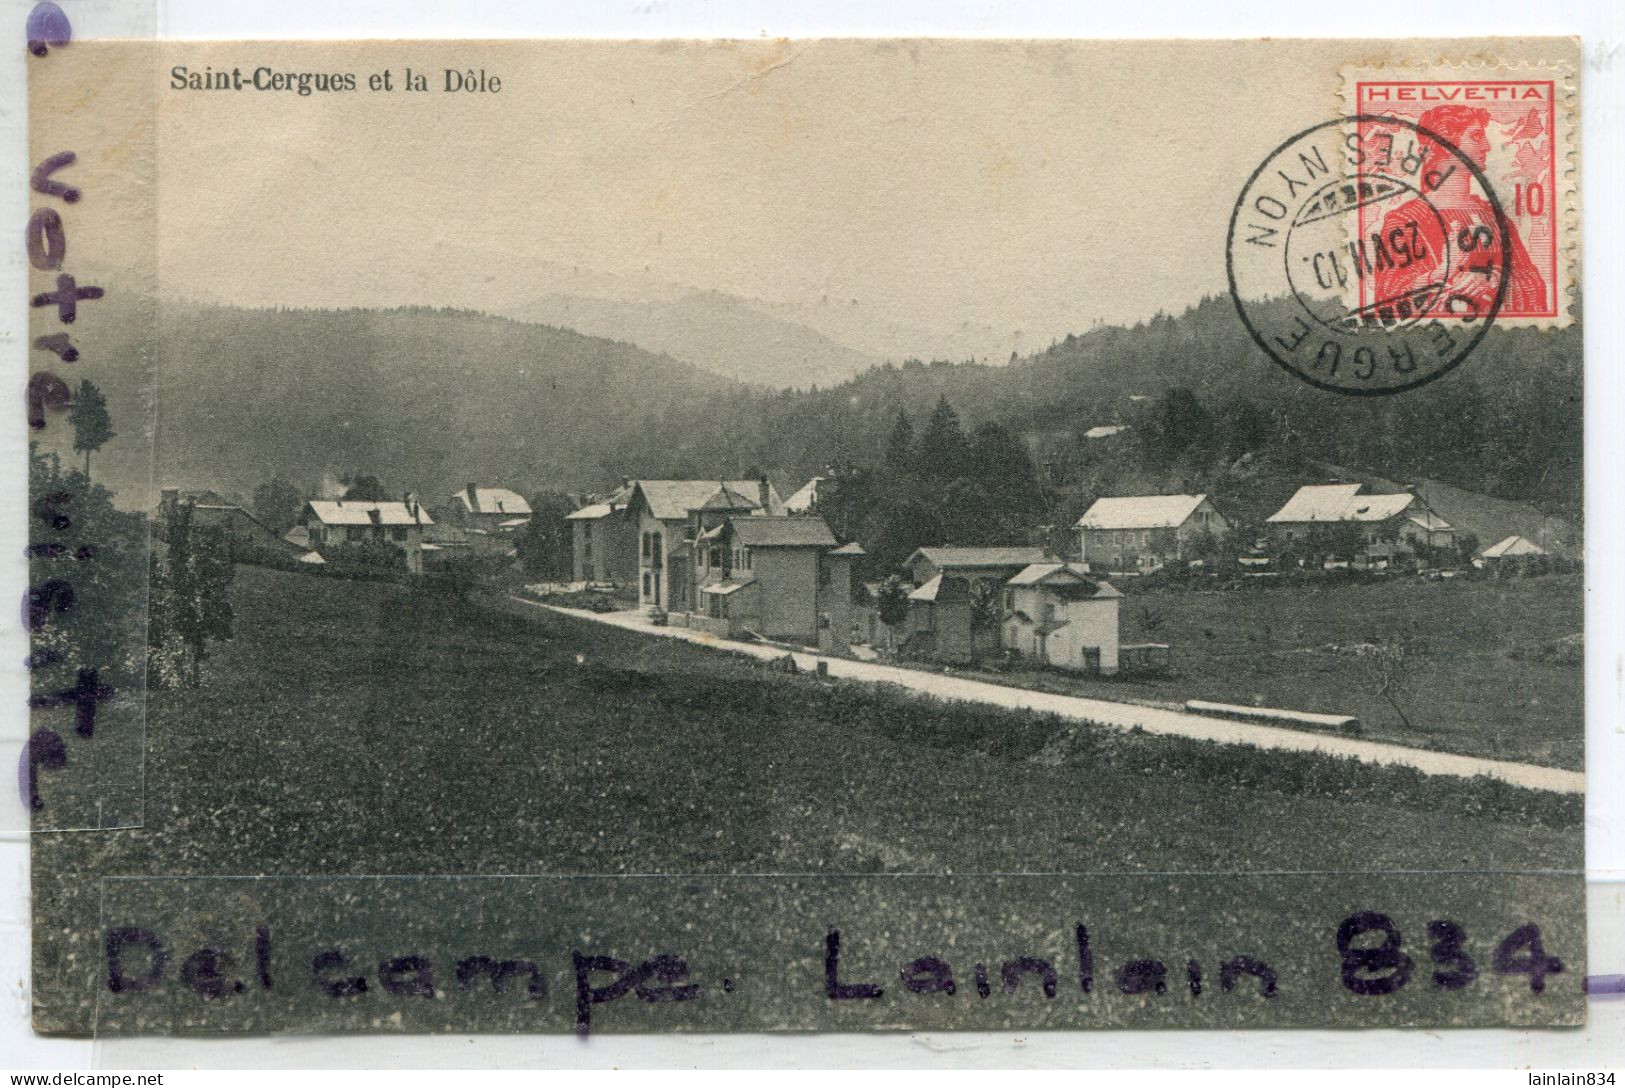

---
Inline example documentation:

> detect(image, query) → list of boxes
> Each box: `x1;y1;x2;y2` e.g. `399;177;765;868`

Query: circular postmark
1227;115;1512;396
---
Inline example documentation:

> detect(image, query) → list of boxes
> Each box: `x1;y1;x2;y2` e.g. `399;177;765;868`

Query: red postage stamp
1344;63;1575;327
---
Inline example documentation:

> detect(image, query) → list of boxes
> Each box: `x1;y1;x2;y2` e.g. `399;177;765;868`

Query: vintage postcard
25;36;1585;1035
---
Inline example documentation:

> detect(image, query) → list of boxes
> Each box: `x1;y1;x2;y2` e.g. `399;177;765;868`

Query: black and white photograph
16;28;1606;1054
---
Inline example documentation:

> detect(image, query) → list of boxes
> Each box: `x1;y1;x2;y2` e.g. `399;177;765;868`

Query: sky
26;35;1570;367
132;37;1560;343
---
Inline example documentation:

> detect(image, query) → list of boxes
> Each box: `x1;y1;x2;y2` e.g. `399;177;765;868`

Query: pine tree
67;379;114;480
918;396;968;479
875;575;911;628
252;478;305;534
884;409;915;473
159;502;235;686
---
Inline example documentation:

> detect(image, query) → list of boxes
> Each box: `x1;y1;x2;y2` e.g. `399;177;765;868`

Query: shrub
324;539;407;575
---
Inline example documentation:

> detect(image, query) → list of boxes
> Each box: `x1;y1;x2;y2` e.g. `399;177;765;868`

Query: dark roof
159;488;228;508
631;480;779;520
908;546;1048;569
729;516;837;548
700;483;760;511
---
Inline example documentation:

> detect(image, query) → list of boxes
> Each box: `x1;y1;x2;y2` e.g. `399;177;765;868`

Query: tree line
590;294;1583;531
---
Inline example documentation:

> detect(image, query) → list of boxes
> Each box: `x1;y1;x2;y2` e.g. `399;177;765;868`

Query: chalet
906;546;1050;589
1076;494;1228;570
625;478;785;613
1266;483;1456;566
1002;563;1123;674
565;483;636;585
690;515;860;648
299;498;433;574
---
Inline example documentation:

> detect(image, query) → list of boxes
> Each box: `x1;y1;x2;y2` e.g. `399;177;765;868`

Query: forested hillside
83;290;1578;547
93;301;739;506
594;294;1583;525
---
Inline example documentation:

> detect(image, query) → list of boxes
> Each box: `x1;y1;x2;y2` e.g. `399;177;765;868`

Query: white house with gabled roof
1266;483;1455;565
1076;494;1228;570
300;498;433;574
448;484;531;530
1002;562;1123;674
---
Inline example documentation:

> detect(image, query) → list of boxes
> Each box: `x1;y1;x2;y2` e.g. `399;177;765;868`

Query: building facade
905;546;1050;589
1001;562;1122;674
446;485;532;531
626;479;783;613
566;496;637;585
1265;483;1456;566
691;515;856;647
903;573;983;663
1076;494;1228;570
300;498;433;574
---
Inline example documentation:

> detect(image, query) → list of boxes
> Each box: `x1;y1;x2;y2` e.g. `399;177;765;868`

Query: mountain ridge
65;290;1580;530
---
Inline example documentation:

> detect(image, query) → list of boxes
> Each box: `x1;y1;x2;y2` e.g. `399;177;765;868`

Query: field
949;574;1584;771
33;567;1584;1031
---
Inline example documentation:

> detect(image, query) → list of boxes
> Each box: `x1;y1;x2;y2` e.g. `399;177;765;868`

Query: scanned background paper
9;0;1625;1071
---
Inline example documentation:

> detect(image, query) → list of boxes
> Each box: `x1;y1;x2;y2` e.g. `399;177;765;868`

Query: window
1003;589;1014;611
348;527;366;543
651;534;662;564
391;527;407;542
709;546;722;568
1042;602;1056;623
642;573;652;597
641;533;650;559
741;548;751;570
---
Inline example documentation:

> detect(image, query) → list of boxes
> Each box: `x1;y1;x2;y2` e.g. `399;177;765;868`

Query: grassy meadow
34;567;1584;1030
950;574;1584;771
39;566;1580;877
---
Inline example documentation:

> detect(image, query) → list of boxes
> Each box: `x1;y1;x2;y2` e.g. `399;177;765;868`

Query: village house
903;573;980;663
783;475;828;515
1001;562;1123;674
444;484;531;557
298;497;433;574
905;546;1050;589
625;478;785;614
1266;483;1456;567
901;549;1052;660
446;484;531;528
690;515;861;648
565;483;637;585
1479;534;1548;566
418;522;476;569
156;488;299;556
1076;494;1228;570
